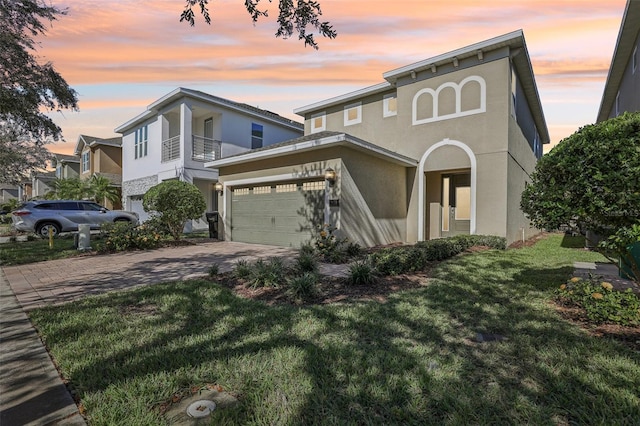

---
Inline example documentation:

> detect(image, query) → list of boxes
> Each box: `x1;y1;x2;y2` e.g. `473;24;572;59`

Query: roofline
597;0;640;122
293;82;392;116
204;133;418;168
115;87;303;133
383;30;525;80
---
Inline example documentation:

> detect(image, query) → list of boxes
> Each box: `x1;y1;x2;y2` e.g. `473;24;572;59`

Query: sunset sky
40;0;628;155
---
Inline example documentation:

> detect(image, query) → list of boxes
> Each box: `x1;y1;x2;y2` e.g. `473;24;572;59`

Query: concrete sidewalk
0;240;297;425
0;269;85;425
573;261;638;293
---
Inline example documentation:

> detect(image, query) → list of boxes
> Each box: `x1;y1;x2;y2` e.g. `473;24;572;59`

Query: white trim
343;102;362;126
310;112;326;133
383;93;398;117
417;139;477;240
294;82;391;115
412;76;486;126
220;172;324;242
384;30;523;80
205;133;417;169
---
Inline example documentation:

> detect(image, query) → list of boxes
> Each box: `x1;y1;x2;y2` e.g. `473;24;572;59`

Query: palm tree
45;178;90;200
88;175;120;208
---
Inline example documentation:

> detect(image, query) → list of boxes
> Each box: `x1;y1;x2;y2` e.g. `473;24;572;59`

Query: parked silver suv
12;200;139;237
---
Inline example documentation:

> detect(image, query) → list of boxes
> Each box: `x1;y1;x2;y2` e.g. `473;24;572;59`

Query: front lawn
29;235;640;425
0;237;82;265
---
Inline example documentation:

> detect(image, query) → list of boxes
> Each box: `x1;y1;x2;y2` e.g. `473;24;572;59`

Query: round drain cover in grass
187;400;216;418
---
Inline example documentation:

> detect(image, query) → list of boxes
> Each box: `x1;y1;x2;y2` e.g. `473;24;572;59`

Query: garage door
128;196;151;223
230;181;325;247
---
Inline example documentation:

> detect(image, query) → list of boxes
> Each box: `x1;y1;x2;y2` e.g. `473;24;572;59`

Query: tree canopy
0;0;78;183
180;0;336;49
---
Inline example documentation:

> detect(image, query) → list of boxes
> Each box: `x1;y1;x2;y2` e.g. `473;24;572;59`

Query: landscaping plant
557;276;640;326
521;111;640;282
346;260;378;286
143;180;206;241
286;272;318;302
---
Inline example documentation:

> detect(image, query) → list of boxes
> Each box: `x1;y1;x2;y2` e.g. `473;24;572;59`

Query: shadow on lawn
31;249;640;424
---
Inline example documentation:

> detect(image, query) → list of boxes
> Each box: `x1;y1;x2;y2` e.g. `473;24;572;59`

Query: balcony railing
161;135;180;163
192;135;221;162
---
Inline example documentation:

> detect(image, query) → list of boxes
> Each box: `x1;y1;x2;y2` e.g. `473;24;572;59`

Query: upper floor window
135;125;148;159
412;76;486;126
310;112;326;133
81;151;90;173
633;46;637;74
55;164;62;178
251;123;263;149
615;91;621;116
383;94;397;117
343;102;362;126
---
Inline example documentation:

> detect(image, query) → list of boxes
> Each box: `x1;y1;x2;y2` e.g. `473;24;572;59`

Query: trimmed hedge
368;235;506;276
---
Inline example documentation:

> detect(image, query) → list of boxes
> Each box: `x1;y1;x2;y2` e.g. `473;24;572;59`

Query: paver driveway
3;240;295;311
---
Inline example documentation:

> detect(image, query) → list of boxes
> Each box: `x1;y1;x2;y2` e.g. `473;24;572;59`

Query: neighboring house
31;171;56;198
0;183;19;204
74;135;123;209
51;153;80;179
208;30;549;247
115;88;304;229
597;0;640;121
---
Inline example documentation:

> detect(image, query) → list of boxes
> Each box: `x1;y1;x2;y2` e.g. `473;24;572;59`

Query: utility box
620;241;640;280
205;212;220;239
77;224;91;251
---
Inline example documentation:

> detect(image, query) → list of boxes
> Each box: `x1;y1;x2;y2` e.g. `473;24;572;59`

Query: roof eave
597;0;640;122
205;134;418;169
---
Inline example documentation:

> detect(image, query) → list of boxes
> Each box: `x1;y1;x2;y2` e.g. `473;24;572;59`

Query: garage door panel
231;183;323;247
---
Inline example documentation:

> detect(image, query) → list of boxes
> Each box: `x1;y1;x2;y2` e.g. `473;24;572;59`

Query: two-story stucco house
597;0;639;121
115;88;304;228
51;153;81;180
207;30;549;247
74;135;123;209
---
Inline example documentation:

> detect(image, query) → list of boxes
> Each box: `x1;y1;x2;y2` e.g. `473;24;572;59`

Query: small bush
26;234;37;241
208;264;219;277
315;223;349;263
299;243;315;255
368;247;410;275
97;222;164;252
296;250;318;274
346;242;363;257
286;272;318;302
233;259;252;279
557;277;640;326
347;260;378;286
249;257;286;288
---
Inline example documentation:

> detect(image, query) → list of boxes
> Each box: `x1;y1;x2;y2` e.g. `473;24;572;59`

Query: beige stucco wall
298;57;542;245
217;146;409;246
93;145;122;175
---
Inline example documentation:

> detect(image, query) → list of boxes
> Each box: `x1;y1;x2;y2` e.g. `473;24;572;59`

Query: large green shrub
97;222;163;252
521;112;640;281
143;180;206;240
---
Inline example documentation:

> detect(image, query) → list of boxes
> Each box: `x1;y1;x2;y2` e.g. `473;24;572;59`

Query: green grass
29;235;640;425
0;237;81;265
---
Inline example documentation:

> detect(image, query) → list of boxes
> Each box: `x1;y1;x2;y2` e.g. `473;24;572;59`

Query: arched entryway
417;139;477;241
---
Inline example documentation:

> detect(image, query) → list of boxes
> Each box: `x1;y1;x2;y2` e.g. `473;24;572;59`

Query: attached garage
230;180;324;247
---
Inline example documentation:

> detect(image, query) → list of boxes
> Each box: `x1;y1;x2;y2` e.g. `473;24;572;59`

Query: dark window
251;123;263;149
58;202;80;210
35;203;60;210
81;202;104;211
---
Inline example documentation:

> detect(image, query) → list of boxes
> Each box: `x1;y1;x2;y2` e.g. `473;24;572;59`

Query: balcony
161;136;180;163
161;135;222;163
192;135;221;162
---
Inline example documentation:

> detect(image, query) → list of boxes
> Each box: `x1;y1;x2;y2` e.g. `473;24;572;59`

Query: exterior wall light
214;182;224;195
324;168;337;186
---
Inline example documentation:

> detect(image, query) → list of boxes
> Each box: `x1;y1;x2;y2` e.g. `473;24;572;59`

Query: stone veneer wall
122;175;158;208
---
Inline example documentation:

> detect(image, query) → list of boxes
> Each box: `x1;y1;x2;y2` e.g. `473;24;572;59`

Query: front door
441;173;471;237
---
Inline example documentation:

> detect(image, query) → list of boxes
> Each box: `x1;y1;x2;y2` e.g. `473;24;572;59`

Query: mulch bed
214;270;432;306
553;299;640;352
